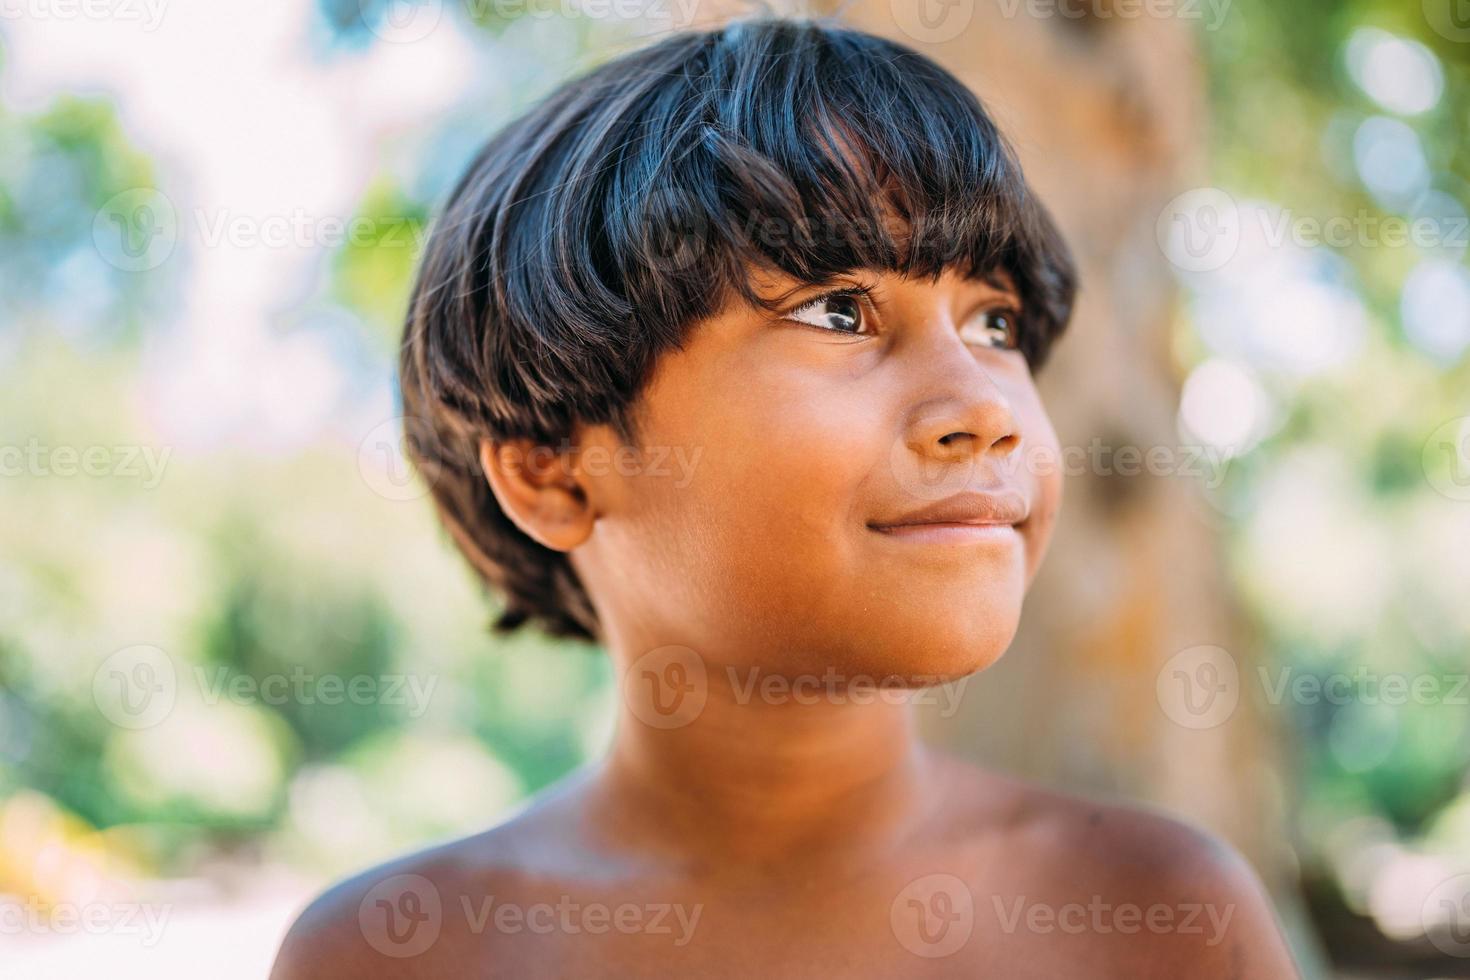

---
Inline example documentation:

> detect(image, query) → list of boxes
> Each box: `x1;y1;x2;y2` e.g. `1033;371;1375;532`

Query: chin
823;607;1023;688
908;624;1019;682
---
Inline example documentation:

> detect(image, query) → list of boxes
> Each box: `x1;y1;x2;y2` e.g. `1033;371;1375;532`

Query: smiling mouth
868;522;1022;544
867;490;1029;542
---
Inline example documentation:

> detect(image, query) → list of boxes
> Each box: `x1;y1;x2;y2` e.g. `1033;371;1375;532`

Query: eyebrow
750;267;1025;312
749;270;878;311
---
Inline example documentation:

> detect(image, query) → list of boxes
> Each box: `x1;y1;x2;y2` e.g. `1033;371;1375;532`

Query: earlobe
478;438;594;553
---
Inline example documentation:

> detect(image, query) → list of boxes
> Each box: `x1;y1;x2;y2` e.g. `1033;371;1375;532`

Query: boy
274;18;1300;978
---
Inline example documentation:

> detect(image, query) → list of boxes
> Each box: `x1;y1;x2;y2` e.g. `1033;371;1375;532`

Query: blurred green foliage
1193;0;1470;952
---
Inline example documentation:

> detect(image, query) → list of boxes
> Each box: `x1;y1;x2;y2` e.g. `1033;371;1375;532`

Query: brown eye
787;292;866;333
960;308;1020;350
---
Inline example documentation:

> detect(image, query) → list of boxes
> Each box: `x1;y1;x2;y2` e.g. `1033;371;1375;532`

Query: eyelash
783;286;1023;350
787;285;877;323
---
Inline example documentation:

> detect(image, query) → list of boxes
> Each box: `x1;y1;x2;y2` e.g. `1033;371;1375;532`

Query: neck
588;654;943;869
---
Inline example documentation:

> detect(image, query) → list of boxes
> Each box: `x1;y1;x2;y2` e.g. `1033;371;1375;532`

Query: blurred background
0;0;1466;977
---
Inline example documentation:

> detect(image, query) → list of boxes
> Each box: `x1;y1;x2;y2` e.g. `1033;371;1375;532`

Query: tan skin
273;267;1301;978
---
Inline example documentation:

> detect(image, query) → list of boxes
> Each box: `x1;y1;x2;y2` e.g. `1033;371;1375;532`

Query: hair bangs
607;20;1073;369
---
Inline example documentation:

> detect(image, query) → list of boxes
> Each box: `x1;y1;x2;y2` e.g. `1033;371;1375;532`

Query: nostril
937;431;1020;453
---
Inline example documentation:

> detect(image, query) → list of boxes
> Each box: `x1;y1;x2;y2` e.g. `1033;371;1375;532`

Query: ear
478;437;595;552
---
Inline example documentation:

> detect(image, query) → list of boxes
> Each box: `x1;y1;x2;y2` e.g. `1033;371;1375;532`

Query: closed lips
868;490;1030;531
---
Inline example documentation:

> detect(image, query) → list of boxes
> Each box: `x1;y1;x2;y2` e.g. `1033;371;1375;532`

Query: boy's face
569;266;1063;683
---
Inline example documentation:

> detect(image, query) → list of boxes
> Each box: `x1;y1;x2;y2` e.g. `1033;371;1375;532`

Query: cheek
1012;390;1063;588
596;345;884;655
670;354;883;606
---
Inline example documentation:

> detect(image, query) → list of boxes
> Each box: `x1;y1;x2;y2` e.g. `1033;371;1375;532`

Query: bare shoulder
270;777;599;980
946;762;1302;979
1007;774;1263;886
269;821;560;980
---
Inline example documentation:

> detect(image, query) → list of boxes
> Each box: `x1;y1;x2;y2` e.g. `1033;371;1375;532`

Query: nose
902;342;1022;467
